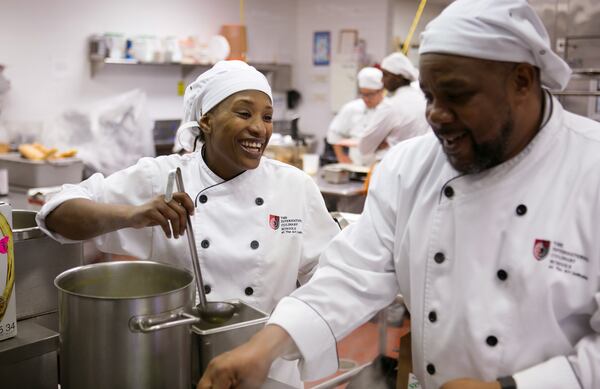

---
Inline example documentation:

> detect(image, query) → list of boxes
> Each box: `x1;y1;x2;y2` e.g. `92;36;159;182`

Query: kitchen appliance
13;209;82;331
55;261;198;389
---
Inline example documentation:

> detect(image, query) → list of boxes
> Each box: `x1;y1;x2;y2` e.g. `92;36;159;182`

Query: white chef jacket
37;152;340;387
270;96;600;389
327;98;387;166
357;85;430;157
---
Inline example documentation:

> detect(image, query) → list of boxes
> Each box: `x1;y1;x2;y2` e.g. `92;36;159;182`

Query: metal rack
89;57;292;90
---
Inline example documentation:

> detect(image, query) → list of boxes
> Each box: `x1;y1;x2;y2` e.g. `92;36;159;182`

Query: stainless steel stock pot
55;260;198;389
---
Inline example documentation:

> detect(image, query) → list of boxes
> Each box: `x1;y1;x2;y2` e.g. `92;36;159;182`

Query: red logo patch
533;239;550;261
269;215;280;230
0;235;8;254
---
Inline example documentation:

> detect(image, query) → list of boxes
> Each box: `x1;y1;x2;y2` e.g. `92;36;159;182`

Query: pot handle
130;311;201;333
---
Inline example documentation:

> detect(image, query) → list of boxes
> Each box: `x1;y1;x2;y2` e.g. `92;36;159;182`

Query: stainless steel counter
0;319;59;389
2;190;41;211
314;174;365;197
314;172;366;213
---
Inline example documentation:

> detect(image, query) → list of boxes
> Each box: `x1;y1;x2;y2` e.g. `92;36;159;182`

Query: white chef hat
380;52;418;82
357;67;383;90
419;0;571;90
175;60;272;152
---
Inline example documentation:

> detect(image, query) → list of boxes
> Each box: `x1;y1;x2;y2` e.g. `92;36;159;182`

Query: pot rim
54;260;194;300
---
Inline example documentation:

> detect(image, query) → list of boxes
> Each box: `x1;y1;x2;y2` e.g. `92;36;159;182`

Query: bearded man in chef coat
198;1;600;389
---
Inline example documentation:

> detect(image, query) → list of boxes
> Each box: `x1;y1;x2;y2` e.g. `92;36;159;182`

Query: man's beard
450;114;514;174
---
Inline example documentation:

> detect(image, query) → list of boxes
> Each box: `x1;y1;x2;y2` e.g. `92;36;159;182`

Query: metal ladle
169;168;236;324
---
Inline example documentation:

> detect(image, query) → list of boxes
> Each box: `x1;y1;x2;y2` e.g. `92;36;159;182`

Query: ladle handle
174;167;208;309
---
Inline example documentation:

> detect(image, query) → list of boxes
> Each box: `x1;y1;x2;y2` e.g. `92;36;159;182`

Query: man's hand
196;340;272;389
332;144;353;164
127;192;194;239
441;378;501;389
337;154;353;164
197;325;294;389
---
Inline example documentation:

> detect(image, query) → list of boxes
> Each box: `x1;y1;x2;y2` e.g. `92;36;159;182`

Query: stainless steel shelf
89;57;293;89
90;57;212;78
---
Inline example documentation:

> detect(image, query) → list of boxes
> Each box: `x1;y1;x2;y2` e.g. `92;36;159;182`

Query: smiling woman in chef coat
36;60;339;388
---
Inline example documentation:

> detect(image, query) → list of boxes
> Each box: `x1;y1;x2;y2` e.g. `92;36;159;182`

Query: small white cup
302;153;319;176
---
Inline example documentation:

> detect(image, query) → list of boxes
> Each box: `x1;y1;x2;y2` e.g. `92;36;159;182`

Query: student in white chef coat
326;67;387;165
198;2;600;389
36;60;339;388
357;52;430;159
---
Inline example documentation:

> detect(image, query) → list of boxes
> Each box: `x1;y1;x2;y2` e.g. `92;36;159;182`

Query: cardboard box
0;201;16;341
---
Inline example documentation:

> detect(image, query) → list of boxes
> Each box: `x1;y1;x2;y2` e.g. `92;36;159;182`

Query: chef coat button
486;336;499;347
199;195;208;204
245;287;254;296
428;311;437;323
255;197;264;206
250;240;260;249
434;252;445;264
204;285;211;294
426;363;436;375
516;204;527;216
443;186;454;198
497;269;508;281
201;239;210;248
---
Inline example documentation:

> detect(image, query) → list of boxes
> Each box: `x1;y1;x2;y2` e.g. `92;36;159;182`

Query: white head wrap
357;67;383;90
419;0;571;90
175;60;272;152
380;52;418;82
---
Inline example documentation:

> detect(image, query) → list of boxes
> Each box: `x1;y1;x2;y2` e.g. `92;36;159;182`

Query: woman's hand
127;192;195;239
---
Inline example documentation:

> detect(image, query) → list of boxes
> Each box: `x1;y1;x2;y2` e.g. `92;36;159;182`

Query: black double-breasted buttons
426;363;436;375
486;336;498;347
255;197;264;206
201;239;210;249
250;240;259;250
199;195;207;204
516;204;527;216
204;285;211;294
497;269;508;281
443;186;454;198
428;311;437;323
245;287;254;296
434;252;446;264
